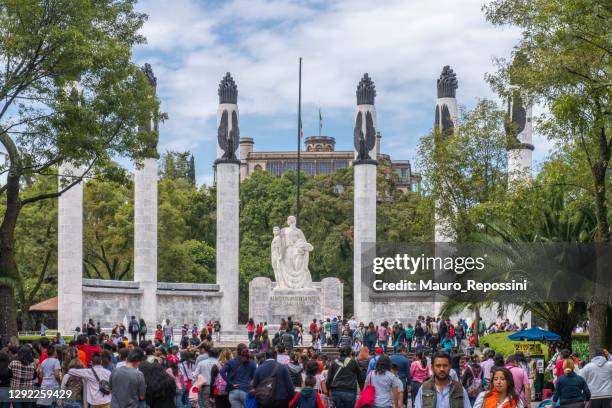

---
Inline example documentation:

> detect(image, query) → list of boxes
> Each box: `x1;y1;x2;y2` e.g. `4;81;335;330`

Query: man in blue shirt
367;347;385;375
331;317;339;347
390;344;412;407
413;352;472;408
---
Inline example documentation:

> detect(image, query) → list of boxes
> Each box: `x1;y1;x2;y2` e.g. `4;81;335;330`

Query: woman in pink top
166;360;187;408
410;351;431;399
377;322;389;352
246;318;256;343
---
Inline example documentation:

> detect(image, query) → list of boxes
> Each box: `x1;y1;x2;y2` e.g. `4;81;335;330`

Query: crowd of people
73;317;223;347
0;315;610;408
245;316;528;356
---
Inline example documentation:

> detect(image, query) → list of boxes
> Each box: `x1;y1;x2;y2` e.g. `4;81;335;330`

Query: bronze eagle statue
505;91;527;143
434;104;454;137
217;110;239;162
354;111;376;161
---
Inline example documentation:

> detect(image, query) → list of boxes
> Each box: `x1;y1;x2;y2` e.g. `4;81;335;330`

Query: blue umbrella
507;327;561;341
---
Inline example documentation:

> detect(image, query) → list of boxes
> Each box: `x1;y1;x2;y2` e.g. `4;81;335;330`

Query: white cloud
135;0;549;182
136;0;216;51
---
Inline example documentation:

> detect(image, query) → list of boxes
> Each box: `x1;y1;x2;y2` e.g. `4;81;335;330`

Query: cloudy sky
132;0;550;186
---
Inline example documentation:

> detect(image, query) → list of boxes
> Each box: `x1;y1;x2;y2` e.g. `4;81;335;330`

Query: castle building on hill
227;134;420;193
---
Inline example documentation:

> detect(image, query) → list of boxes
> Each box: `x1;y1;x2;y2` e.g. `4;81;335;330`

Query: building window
317;161;331;173
265;159;350;177
302;160;316;175
332;160;349;171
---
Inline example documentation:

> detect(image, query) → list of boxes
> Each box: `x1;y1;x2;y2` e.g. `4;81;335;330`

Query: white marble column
216;162;239;329
353;74;377;323
216;73;240;330
134;157;158;327
57;164;84;335
434;66;459;243
433;66;459;316
353;163;376;323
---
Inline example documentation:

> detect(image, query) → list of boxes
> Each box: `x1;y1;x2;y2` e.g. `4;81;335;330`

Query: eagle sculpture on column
354;111;376;162
505;90;527;147
217;110;239;162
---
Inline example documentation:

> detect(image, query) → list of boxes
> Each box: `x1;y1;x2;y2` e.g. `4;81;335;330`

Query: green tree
418;99;509;240
484;0;611;355
83;176;133;280
160;151;195;185
157;178;215;283
0;0;161;339
472;187;595;350
13;176;57;331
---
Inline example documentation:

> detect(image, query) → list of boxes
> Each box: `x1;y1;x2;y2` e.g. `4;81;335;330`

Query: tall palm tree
443;190;596;351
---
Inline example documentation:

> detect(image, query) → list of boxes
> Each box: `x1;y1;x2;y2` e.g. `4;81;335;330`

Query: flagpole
296;57;302;228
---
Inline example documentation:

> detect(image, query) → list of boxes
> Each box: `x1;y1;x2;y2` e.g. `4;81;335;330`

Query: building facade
229;135;420;193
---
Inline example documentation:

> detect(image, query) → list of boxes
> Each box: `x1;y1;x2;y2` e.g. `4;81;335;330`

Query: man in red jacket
77;335;102;366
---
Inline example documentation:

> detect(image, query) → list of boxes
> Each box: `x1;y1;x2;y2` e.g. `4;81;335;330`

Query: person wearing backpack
251;349;295;408
193;348;220;408
280;330;295;353
68;351;112;408
211;349;233;408
128;316;140;342
326;346;364;408
139;319;147;342
462;354;483;405
287;352;304;388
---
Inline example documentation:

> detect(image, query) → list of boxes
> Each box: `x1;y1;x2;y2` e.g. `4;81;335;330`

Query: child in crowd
289;375;325;408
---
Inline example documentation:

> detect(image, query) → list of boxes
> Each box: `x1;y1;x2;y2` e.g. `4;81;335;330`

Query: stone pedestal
369;302;435;325
249;277;343;324
57;164;84;335
353;163;376;323
217;162;240;329
134;157;158;327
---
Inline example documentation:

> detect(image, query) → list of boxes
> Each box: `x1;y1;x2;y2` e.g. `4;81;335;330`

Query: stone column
353;74;377;323
134;63;159;327
134;157;158;326
433;66;459;317
57;163;84;335
434;65;459;243
216;73;240;330
507;90;534;185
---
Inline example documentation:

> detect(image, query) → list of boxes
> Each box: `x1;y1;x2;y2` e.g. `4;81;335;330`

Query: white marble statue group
271;215;313;289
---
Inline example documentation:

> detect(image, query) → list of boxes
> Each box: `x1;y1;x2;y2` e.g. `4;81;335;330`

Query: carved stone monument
249;215;342;324
249;277;343;326
271;216;313;289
